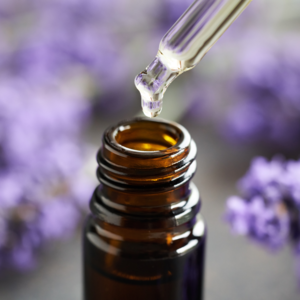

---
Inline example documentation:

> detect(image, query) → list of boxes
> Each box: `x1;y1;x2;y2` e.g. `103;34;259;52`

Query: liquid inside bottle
135;0;253;117
83;118;206;300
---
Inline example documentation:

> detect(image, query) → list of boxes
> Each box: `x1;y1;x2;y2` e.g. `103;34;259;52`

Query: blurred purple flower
0;75;92;271
223;37;300;150
38;199;80;240
226;195;290;250
226;196;250;235
226;156;300;281
238;157;285;201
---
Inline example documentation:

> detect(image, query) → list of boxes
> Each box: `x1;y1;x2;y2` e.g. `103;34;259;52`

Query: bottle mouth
113;119;178;152
109;118;189;156
98;118;196;192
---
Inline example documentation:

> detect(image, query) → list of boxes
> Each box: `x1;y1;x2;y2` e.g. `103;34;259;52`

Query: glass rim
104;117;191;158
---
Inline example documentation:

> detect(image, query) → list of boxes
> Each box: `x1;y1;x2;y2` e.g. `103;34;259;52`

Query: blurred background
0;0;300;299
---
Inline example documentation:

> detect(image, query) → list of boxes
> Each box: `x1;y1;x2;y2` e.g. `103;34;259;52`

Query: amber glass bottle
83;118;206;300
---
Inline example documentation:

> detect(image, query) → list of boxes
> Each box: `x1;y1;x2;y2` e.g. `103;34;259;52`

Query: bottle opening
99;118;195;191
113;119;179;152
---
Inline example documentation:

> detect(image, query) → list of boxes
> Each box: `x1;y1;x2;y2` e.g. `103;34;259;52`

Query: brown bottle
83;118;206;300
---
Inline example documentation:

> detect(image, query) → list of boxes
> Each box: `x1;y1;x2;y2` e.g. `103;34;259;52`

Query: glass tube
135;0;253;117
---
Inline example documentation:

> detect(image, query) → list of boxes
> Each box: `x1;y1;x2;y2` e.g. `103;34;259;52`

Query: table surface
0;115;298;300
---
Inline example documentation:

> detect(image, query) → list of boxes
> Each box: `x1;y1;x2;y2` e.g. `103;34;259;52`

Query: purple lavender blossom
238;157;285;201
226;157;300;281
226;196;250;235
222;37;300;150
0;76;92;271
226;194;290;250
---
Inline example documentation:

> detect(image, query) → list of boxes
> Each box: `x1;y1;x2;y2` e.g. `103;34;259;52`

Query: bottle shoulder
84;212;206;261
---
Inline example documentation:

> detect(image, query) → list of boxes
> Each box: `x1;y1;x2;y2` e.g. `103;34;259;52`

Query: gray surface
0;116;298;300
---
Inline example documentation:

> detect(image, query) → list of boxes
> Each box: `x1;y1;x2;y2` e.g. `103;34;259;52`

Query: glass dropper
135;0;253;118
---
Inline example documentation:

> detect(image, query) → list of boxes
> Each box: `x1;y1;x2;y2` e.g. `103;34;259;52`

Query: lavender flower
222;37;300;150
226;195;290;250
226;157;300;281
0;76;93;271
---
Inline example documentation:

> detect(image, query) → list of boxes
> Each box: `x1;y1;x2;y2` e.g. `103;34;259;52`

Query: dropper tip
142;107;162;118
141;97;162;118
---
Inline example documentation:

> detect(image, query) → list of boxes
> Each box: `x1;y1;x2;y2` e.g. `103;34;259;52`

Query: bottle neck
90;118;200;230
